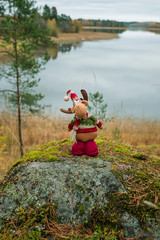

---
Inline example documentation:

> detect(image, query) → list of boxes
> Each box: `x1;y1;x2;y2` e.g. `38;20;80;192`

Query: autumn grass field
0;112;160;179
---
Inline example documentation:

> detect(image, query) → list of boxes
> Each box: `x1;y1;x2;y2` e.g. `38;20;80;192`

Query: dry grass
101;117;160;146
0;112;160;179
0;112;70;178
51;31;119;43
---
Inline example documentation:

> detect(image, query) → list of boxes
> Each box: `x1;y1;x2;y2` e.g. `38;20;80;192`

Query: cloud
36;0;160;22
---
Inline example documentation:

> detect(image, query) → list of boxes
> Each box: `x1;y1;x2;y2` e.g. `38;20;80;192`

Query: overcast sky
36;0;160;22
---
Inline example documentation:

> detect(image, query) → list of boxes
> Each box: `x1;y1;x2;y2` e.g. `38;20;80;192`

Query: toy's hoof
72;140;85;155
84;140;98;157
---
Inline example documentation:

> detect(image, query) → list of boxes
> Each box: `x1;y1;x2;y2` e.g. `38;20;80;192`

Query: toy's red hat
64;90;80;105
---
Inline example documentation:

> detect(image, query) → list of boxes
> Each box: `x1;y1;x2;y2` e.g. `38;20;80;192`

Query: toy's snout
72;102;87;119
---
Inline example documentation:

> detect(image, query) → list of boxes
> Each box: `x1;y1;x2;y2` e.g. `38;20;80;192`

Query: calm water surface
1;30;160;119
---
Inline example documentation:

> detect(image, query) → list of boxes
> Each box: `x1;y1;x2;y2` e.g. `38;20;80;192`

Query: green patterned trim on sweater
70;115;97;127
89;115;97;122
79;118;95;126
71;118;76;125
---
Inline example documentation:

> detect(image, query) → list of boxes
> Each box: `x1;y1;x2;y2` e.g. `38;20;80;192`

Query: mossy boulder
0;138;159;239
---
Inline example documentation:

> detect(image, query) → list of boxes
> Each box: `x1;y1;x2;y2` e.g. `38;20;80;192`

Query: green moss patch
10;137;150;170
9;139;74;172
137;144;160;157
78;205;85;216
0;203;56;240
0;202;118;240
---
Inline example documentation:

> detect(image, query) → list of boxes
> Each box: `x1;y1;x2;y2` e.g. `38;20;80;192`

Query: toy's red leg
84;140;98;157
72;140;85;155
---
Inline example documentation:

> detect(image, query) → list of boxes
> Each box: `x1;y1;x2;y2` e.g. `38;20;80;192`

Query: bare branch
0;89;17;93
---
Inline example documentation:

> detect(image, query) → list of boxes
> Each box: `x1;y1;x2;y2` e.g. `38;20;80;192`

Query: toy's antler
80;89;88;106
81;89;88;101
60;108;73;114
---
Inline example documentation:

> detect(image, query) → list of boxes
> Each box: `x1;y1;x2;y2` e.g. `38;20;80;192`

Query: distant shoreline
51;30;120;43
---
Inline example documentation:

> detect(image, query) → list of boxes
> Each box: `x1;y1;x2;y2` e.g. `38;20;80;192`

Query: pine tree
88;92;108;120
51;6;57;20
42;4;51;20
0;0;51;157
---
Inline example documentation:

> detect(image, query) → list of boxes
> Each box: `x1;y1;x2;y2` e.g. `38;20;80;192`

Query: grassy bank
0;40;14;62
0;112;160;179
51;31;119;43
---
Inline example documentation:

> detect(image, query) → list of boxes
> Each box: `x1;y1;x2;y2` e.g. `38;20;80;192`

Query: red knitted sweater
68;115;102;133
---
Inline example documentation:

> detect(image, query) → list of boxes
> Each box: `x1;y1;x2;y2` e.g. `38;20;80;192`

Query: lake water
1;29;160;119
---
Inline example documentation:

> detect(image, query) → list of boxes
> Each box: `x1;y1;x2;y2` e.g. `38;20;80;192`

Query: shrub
47;19;59;37
72;20;82;33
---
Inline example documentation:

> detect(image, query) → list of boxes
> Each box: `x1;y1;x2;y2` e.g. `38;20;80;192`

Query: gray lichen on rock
0;158;126;226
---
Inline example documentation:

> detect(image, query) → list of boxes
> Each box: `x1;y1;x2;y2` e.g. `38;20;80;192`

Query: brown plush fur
76;132;97;142
72;103;87;119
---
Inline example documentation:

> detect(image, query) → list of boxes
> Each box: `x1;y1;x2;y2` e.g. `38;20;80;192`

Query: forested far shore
1;3;159;39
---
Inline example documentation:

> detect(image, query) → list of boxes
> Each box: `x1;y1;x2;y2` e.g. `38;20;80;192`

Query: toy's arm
68;123;73;131
89;115;103;129
96;119;103;129
68;117;76;131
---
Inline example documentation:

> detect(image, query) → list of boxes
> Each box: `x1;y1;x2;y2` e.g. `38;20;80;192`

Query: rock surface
0;158;125;224
0;156;160;239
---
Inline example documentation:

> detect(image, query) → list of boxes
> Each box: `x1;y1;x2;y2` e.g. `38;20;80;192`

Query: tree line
40;5;126;37
79;19;126;28
39;4;82;37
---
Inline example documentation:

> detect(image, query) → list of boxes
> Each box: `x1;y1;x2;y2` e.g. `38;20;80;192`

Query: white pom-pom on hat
64;90;72;102
63;90;79;104
64;95;69;101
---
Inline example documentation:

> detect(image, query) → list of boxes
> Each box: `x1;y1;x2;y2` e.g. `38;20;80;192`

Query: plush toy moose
60;89;102;156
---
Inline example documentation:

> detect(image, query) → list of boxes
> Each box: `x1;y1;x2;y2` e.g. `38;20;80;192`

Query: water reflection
58;42;82;54
39;42;83;60
83;28;126;34
146;29;160;35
